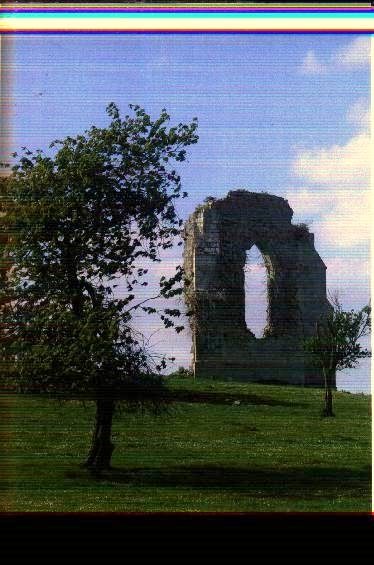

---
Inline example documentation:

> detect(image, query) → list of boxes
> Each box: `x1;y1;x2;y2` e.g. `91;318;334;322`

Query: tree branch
127;293;162;313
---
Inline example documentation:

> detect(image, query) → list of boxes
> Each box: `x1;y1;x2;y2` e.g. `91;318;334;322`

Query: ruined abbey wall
183;190;334;386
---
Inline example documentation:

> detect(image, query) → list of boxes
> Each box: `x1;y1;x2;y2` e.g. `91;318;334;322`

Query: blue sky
8;33;371;392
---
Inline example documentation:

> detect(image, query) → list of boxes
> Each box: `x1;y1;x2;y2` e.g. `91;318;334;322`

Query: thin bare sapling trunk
323;368;334;417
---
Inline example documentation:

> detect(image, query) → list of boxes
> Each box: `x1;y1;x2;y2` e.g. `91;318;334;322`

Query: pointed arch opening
244;245;268;338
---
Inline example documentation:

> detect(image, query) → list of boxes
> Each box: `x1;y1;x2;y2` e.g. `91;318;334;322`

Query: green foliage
294;222;311;235
168;366;194;379
1;103;199;399
304;294;371;416
304;299;371;373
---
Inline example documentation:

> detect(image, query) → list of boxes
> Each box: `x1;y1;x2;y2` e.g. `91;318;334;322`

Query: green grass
0;378;371;512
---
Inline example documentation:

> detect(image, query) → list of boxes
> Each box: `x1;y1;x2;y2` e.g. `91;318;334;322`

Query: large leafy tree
304;294;371;417
0;103;198;471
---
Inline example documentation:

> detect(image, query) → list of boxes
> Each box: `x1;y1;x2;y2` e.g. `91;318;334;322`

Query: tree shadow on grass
84;464;371;499
164;390;308;408
38;389;309;408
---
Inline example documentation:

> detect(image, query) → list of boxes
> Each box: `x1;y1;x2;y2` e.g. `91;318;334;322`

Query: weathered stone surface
183;190;334;387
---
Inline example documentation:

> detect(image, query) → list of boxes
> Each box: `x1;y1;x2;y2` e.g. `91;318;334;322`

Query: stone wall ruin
183;190;334;387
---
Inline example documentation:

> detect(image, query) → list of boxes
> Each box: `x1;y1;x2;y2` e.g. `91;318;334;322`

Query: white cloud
288;98;371;250
299;50;327;75
314;189;371;248
288;188;371;249
333;36;371;69
285;188;333;217
346;97;370;131
299;36;371;75
324;256;370;309
292;132;370;187
325;256;370;283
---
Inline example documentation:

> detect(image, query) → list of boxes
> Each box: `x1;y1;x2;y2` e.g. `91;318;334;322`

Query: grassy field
0;377;371;512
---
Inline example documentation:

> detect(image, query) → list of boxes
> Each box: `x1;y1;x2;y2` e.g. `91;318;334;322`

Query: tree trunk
83;398;115;472
323;369;334;417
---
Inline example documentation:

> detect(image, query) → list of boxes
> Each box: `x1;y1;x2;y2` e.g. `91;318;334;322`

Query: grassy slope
0;378;371;512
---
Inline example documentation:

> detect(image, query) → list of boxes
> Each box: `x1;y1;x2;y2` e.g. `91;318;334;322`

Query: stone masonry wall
183;190;334;387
